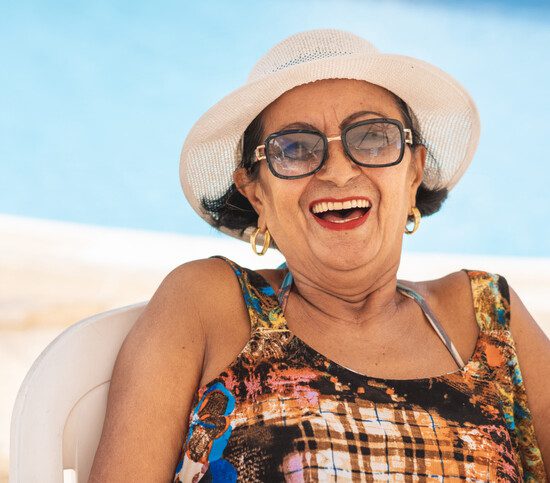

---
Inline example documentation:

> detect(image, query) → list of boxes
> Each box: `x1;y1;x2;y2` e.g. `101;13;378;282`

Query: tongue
322;208;367;223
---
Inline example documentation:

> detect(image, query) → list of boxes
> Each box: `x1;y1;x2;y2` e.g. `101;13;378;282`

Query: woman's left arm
509;284;550;475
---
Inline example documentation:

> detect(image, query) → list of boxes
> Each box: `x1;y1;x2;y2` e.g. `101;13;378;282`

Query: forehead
261;78;403;131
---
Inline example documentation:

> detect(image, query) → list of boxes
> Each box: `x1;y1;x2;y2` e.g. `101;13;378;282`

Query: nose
314;136;362;186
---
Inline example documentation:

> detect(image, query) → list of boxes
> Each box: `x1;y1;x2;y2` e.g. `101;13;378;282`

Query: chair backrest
9;301;148;483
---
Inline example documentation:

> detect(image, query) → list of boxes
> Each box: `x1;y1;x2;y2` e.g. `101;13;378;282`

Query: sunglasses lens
267;132;325;177
345;122;403;165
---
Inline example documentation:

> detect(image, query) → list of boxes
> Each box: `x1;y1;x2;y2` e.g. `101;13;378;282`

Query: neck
282;259;409;334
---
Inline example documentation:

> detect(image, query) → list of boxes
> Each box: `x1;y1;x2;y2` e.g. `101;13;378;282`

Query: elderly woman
89;30;549;481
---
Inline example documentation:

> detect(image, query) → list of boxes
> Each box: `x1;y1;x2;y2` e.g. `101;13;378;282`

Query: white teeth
311;199;372;214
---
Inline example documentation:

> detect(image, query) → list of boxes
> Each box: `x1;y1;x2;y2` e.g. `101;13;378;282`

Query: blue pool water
1;0;549;257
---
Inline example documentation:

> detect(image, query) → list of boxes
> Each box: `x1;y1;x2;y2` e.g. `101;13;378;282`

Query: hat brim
180;51;480;243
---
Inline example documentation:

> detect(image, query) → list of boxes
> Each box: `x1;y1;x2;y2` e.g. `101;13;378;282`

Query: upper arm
508;284;550;474
88;260;210;482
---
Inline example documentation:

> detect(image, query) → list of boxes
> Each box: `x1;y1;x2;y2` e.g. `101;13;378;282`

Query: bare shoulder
427;269;474;309
152;256;253;326
154;256;255;367
400;269;474;315
176;256;255;319
162;256;240;297
400;269;478;364
192;260;291;387
178;258;268;387
88;260;211;481
88;257;245;481
124;257;244;354
507;284;550;460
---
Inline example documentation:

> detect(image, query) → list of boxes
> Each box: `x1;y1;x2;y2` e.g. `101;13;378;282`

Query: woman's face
236;78;426;272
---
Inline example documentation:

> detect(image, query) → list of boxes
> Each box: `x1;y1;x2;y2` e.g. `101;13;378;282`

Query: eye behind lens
345;122;403;165
267;131;325;176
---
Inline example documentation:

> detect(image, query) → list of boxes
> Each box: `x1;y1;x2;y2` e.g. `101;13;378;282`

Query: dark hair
201;91;448;239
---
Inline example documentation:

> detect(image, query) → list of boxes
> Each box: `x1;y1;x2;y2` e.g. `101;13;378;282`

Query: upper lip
308;196;373;213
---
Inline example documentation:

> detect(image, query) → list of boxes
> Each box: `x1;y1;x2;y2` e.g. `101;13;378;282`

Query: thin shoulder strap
212;255;288;333
277;262;465;369
396;282;465;369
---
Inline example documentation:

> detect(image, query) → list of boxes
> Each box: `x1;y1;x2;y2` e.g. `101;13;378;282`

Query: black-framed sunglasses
253;118;413;180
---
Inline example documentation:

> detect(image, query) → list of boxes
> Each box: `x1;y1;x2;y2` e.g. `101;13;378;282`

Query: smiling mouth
313;206;371;223
310;199;372;224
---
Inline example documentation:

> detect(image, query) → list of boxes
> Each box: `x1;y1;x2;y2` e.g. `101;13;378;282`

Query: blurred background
1;1;549;481
2;0;550;255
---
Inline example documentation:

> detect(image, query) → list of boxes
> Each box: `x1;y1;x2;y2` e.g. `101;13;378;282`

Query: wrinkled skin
234;78;426;336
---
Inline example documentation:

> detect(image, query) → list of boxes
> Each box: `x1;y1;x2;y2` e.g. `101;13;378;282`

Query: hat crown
247;29;379;82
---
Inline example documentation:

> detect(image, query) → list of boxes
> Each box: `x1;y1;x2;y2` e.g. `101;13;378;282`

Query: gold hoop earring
250;227;271;256
405;207;421;235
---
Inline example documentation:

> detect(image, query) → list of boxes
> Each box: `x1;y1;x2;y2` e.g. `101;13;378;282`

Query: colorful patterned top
173;256;547;482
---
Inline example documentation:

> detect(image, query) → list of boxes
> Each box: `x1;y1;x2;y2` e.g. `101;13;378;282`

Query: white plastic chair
9;301;148;483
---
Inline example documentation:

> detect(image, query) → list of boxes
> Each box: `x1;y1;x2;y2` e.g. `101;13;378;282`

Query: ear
409;144;427;206
233;167;266;223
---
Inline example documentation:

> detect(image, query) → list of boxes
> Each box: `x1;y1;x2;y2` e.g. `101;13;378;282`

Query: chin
310;239;381;271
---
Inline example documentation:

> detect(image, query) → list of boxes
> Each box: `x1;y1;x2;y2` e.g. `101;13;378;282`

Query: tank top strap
276;260;292;311
462;269;547;479
211;255;289;334
396;282;466;369
462;269;511;332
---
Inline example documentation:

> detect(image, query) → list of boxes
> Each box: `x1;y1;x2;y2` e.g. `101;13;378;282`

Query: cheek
272;186;307;220
371;166;411;212
258;171;308;220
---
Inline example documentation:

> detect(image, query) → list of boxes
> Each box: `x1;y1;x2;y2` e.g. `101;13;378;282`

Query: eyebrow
277;110;389;131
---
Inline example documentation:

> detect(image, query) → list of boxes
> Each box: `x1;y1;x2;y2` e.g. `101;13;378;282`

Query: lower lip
311;208;371;231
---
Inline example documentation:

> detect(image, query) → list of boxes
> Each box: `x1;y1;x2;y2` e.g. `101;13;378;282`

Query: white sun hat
179;28;480;242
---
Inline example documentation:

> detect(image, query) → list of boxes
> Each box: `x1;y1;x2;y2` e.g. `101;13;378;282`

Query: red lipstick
309;196;372;231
